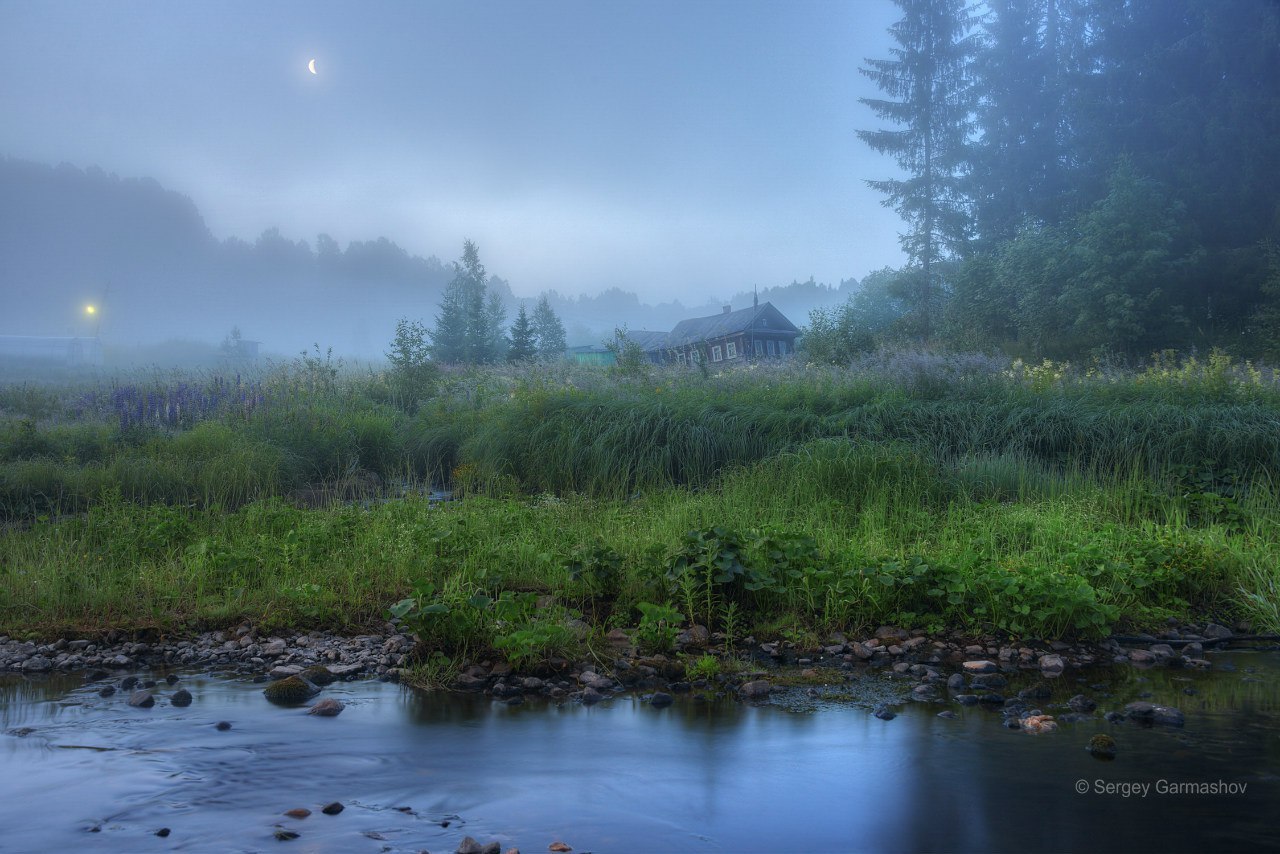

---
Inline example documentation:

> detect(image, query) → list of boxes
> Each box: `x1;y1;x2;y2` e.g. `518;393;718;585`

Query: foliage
634;601;684;653
385;318;439;412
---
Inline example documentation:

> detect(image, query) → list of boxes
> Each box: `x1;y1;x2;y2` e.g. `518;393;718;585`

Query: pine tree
858;0;978;338
531;295;567;358
507;303;537;362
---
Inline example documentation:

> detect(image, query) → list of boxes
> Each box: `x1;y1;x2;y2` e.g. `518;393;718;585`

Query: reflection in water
0;653;1276;853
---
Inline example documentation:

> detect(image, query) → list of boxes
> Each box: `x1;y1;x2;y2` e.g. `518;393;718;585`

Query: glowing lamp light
85;304;97;315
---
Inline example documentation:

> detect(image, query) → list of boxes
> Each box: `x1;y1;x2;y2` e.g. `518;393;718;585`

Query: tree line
389;240;567;371
824;0;1280;362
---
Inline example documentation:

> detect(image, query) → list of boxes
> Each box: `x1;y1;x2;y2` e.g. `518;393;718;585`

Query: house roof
624;330;669;351
663;302;798;349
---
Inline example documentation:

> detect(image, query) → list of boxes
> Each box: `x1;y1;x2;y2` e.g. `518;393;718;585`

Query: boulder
307;698;345;717
128;689;155;708
738;680;772;699
962;660;997;675
1038;654;1065;674
263;676;320;704
171;688;193;707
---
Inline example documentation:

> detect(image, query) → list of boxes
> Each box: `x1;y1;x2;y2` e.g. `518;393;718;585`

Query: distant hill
0;158;860;358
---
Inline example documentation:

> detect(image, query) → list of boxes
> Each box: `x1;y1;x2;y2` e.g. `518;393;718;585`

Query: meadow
1;349;1278;663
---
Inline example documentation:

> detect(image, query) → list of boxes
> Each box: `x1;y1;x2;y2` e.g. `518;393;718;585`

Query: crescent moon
308;59;317;75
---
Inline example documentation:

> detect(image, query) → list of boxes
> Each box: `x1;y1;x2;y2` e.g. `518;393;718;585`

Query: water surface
2;654;1277;853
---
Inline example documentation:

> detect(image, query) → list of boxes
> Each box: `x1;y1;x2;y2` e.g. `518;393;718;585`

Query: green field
2;350;1278;661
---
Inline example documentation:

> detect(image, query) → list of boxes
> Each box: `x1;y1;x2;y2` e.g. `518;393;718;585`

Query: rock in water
300;665;337;686
738;680;772;699
1021;714;1057;734
1088;733;1118;758
457;837;483;854
307;698;345;717
549;843;573;852
215;721;232;731
273;828;300;840
321;802;344;815
171;688;193;707
263;676;320;704
283;808;311;818
128;689;155;708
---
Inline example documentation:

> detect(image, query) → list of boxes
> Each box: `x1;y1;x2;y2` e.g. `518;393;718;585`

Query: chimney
722;305;732;315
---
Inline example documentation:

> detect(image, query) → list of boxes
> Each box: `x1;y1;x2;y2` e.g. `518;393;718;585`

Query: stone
936;710;958;719
946;673;966;691
307;698;345;716
549;843;572;853
738;680;772;699
284;808;311;818
121;676;139;690
321;802;344;815
273;828;300;841
1067;694;1096;713
457;836;483;854
98;685;116;697
962;660;997;674
1038;654;1065;674
480;843;502;854
128;689;155;708
873;705;896;720
455;673;489;691
155;827;171;837
580;686;603;705
1202;623;1233;640
1018;681;1053;700
1128;649;1157;664
970;674;1007;689
171;688;193;707
649;692;674;707
1124;701;1185;727
1021;714;1057;734
215;721;232;731
954;694;980;706
263;676;320;704
269;665;304;679
20;656;52;673
850;643;874;660
1088;733;1118;758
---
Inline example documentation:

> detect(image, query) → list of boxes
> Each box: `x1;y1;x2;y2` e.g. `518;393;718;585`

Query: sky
0;0;906;303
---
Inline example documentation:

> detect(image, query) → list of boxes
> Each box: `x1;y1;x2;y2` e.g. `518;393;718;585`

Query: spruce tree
531;295;567;358
858;0;978;338
507;303;537;362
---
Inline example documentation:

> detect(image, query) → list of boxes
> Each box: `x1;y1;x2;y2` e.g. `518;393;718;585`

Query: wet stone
321;802;344;815
307;698;345;716
127;689;155;708
962;660;997;674
171;688;193;707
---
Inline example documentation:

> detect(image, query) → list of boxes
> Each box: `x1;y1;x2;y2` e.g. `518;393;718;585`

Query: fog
0;0;903;360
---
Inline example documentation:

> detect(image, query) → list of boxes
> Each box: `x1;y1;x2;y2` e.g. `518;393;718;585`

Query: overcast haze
0;0;904;303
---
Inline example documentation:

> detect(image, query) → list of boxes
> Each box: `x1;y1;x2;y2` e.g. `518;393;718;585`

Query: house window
711;345;723;362
779;340;788;354
767;340;776;356
726;341;737;359
754;340;763;356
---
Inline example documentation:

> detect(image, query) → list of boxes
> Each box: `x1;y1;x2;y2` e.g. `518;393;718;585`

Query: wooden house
661;302;798;365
